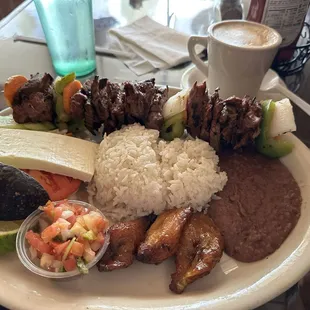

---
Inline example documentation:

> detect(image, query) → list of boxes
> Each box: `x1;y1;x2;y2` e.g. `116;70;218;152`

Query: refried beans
208;149;301;262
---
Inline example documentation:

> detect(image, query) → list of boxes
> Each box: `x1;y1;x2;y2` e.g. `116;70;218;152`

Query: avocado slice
0;115;56;131
256;100;294;158
0;163;49;221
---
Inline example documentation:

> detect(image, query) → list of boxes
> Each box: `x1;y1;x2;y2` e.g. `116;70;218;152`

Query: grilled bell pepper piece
256;100;294;158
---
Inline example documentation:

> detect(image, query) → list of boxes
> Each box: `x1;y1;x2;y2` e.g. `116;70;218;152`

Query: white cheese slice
0;128;98;182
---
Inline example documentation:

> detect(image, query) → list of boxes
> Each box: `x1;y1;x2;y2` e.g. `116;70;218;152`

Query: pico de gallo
25;200;109;274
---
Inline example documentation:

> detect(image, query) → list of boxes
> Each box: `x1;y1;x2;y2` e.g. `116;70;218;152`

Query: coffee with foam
213;22;279;48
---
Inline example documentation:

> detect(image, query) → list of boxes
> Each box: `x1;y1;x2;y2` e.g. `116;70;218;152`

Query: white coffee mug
188;20;282;98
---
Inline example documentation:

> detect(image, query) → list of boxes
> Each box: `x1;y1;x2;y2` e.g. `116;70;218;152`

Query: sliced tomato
25;230;52;254
70;241;84;257
53;240;70;256
63;255;77;271
22;170;81;201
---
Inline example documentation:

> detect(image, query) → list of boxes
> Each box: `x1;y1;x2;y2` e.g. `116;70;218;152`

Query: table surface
0;1;308;309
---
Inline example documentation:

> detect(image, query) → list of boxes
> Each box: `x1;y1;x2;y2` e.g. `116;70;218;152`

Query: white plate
1;88;310;310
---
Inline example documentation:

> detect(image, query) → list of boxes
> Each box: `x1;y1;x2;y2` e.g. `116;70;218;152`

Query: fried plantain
137;207;192;264
97;216;150;271
170;213;224;294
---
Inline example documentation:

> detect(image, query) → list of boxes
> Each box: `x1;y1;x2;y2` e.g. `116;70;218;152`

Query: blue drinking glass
34;0;96;77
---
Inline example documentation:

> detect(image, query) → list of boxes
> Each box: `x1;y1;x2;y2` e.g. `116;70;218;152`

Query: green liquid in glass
34;0;96;77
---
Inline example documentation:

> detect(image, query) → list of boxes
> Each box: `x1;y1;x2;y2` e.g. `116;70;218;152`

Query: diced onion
162;88;189;120
61;210;74;219
61;229;75;241
52;260;63;269
29;246;38;260
40;253;54;269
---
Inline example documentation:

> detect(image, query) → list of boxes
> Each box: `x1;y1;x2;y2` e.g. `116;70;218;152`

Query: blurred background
0;0;24;20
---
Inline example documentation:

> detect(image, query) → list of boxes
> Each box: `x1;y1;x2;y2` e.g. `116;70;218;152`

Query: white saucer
180;62;287;95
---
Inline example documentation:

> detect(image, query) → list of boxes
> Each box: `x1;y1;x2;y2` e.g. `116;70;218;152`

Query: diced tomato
96;232;105;245
94;217;108;233
50;241;61;248
70;241;84;257
83;213;108;234
53;207;64;221
54;254;63;261
25;230;52;254
74;205;89;216
76;216;86;228
66;215;76;226
22;170;81;201
41;224;60;243
83;247;96;263
76;235;86;245
42;201;55;220
53;240;70;256
63;255;77;272
83;214;96;233
90;241;102;252
83;240;91;250
61;203;77;213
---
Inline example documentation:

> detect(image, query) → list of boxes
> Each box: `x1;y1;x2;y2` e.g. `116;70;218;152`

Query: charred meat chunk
12;73;54;123
145;86;168;130
80;76;167;135
97;217;150;271
170;213;224;294
186;81;209;138
124;81;149;121
220;95;262;150
137;207;192;265
90;75;109;124
70;92;87;119
186;82;262;152
106;81;125;131
84;100;101;135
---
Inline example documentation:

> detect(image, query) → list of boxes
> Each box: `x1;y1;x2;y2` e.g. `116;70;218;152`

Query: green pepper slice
256;100;294;158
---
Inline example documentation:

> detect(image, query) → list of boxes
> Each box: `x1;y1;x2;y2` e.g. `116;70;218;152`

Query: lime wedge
0;220;23;255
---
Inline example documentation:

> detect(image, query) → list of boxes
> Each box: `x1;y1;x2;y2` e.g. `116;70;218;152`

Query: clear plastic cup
34;0;96;77
16;200;110;279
